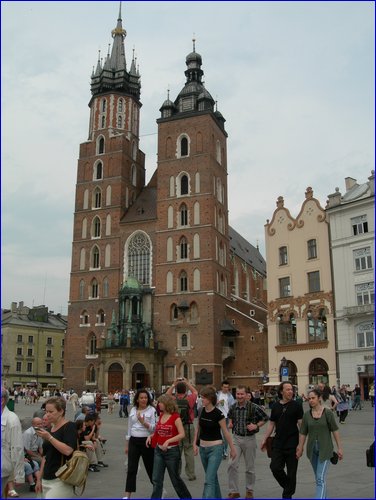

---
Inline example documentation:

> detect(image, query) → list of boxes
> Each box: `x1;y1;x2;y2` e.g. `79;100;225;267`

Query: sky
1;0;374;315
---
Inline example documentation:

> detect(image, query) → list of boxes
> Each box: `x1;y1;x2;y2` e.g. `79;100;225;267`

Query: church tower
154;42;232;386
65;7;149;392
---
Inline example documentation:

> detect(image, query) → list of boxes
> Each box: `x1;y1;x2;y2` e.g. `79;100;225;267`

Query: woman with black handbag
296;389;343;499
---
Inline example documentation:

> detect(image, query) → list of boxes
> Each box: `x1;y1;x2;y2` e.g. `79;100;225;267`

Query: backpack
55;450;89;496
176;396;191;425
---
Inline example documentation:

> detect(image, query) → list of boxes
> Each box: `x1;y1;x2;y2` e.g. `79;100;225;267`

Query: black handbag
330;451;338;465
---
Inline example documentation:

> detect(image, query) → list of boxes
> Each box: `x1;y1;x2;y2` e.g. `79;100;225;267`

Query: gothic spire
110;1;127;71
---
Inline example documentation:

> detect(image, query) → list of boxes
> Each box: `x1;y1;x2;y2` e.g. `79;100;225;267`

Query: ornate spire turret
90;2;141;101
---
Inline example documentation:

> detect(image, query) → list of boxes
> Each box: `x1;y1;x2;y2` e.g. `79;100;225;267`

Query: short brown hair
200;386;217;405
158;394;178;414
45;396;66;415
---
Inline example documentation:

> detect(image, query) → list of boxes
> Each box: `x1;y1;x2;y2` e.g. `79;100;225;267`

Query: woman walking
296;389;343;499
34;396;77;498
336;386;349;424
123;389;157;499
193;386;236;498
146;394;192;499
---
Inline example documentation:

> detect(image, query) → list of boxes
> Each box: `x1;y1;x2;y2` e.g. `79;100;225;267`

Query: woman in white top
123;389;156;499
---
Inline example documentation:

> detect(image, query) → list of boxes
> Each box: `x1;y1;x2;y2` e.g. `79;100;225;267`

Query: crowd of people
2;378;372;499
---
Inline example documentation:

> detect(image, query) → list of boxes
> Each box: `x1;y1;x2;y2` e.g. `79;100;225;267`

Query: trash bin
7;397;15;412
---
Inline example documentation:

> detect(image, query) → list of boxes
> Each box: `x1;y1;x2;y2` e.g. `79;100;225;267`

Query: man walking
260;382;303;499
1;388;24;497
217;380;235;459
167;377;198;481
228;385;269;498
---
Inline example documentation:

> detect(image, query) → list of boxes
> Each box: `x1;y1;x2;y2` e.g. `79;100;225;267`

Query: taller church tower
65;7;155;392
154;43;232;385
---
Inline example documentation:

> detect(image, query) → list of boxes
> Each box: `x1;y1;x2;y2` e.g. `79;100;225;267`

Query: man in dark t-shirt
260;382;303;499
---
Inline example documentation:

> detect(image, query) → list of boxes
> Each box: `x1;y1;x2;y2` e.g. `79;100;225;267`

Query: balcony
344;304;374;317
222;346;235;361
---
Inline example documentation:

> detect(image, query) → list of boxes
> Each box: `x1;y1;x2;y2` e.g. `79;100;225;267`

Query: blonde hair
158;394;178;414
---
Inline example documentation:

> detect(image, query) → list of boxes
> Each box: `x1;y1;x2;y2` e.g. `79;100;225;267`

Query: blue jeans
310;441;330;499
151;446;192;499
199;444;223;498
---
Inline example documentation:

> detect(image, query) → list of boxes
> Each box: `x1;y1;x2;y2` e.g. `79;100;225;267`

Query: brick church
64;7;268;394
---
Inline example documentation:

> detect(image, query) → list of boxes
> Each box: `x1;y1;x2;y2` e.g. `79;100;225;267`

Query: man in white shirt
1;388;24;497
23;417;44;465
217;380;235;458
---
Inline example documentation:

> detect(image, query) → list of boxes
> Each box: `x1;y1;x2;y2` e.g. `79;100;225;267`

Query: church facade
64;8;268;394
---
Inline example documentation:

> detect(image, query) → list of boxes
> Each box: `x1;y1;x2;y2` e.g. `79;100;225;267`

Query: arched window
166;271;173;293
126;231;151;285
181;175;188;195
91;278;98;298
101;115;105;128
117;115;122;128
169;176;175;197
79;279;85;299
195;172;200;193
105;244;111;267
180;236;188;259
193;268;200;291
105;214;111;236
118;98;123;112
194;202;200;225
309;358;329;386
307;309;327;342
82;218;87;239
94;161;103;180
98;136;105;154
88;365;96;383
278;313;297;345
131;165;137;186
216;140;221;164
92;217;101;238
180;204;188;226
193;233;200;259
83;189;89;209
79;248;86;270
180;271;188;292
180;137;188;156
101;99;106;112
166;237;173;262
171;304;178;321
190;302;198;320
81;310;89;325
93;187;101;208
106;185;112;206
181;334;188;347
88;334;97;355
92;246;100;269
168;205;174;228
97;309;105;324
103;277;109;298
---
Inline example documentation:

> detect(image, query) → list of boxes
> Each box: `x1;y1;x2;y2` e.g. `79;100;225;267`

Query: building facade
64;9;268;393
1;302;67;390
326;172;375;397
265;188;337;392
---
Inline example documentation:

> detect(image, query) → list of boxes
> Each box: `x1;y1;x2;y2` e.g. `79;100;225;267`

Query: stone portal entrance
108;362;123;392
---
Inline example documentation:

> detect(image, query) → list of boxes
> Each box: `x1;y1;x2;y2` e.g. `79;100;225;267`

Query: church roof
229;226;266;276
121;186;157;223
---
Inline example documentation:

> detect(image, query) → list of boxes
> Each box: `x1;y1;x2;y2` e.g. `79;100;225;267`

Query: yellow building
1;302;67;391
264;188;337;393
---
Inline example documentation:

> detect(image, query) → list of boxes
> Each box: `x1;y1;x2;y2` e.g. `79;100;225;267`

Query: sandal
8;490;19;498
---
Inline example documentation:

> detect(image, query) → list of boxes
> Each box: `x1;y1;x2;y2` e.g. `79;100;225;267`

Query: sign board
281;367;289;377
